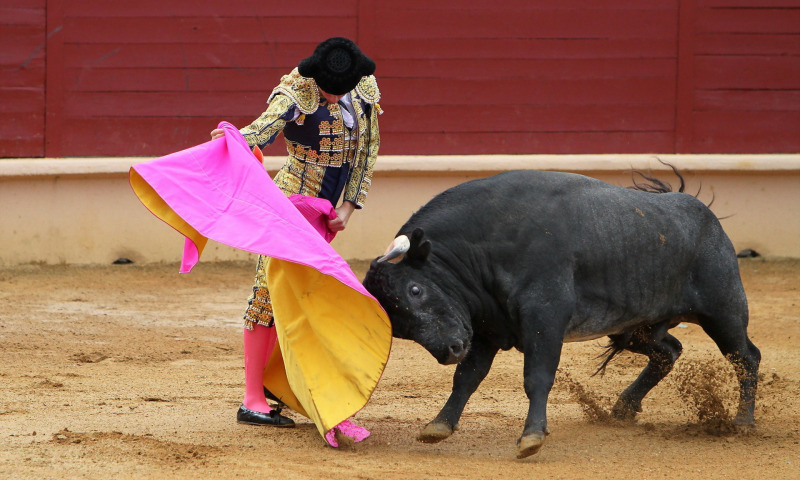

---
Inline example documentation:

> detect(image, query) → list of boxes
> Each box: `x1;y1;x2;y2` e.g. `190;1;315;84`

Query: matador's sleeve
239;94;297;149
344;76;382;208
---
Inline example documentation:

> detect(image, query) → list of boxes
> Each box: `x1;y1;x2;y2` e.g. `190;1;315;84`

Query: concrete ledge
0;158;140;177
2;154;799;177
368;154;800;174
2;154;799;265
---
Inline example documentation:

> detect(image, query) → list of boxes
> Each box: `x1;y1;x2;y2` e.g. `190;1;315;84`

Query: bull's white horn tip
378;235;410;263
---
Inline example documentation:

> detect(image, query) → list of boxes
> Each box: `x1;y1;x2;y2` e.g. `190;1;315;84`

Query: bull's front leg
417;338;498;443
517;311;567;459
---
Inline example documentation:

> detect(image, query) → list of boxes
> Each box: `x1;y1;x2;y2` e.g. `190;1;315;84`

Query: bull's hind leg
418;338;498;443
691;248;760;427
611;322;683;421
698;314;761;427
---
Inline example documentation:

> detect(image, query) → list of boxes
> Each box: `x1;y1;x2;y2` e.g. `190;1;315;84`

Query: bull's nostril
450;341;464;356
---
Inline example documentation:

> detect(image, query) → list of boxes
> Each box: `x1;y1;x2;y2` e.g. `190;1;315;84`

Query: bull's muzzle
444;338;467;364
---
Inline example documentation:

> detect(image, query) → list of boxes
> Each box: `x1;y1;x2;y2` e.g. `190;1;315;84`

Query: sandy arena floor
0;257;798;479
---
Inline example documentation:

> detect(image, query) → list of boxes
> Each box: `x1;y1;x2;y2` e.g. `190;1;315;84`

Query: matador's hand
328;202;356;232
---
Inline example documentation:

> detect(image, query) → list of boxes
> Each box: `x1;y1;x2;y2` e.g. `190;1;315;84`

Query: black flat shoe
236;405;295;427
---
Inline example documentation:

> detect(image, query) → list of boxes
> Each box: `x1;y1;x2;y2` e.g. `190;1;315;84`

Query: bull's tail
628;159;686;194
593;334;631;377
627;159;717;210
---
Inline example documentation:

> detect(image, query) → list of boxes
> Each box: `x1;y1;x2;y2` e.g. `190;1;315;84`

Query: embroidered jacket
240;68;382;208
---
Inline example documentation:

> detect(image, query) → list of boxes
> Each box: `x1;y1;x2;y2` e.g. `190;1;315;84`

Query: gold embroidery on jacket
320;136;344;152
244;256;275;329
344;99;380;207
268;68;319;115
239;94;295;149
272;158;325;197
355;75;380;104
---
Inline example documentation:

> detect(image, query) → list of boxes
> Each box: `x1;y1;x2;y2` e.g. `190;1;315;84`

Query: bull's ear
408;227;431;263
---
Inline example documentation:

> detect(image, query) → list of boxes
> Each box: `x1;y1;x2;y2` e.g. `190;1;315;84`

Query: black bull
363;170;760;458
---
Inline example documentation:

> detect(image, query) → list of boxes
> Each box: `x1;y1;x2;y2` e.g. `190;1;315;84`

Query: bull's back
409;170;721;254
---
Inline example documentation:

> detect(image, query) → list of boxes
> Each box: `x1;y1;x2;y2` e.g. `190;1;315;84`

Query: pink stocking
242;324;278;413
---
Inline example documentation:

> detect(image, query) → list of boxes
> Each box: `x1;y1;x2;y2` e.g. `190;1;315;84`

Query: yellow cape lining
266;258;391;435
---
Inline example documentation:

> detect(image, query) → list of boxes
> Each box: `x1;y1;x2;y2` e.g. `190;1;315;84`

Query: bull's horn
377;235;410;263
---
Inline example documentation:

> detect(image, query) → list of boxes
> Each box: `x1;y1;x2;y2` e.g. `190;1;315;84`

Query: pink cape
132;121;352;278
129;121;391;439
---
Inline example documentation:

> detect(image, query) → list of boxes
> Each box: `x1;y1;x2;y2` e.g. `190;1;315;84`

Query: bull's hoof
611;399;641;422
732;415;756;434
516;431;547;459
417;422;453;443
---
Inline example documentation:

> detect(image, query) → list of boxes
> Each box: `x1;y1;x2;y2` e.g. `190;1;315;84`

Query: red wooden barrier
0;0;46;157
0;0;797;157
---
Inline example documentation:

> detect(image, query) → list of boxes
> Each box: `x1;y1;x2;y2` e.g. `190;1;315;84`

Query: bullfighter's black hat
298;37;376;95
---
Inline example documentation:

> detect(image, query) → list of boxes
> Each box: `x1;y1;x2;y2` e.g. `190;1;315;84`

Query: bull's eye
410;285;421;296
